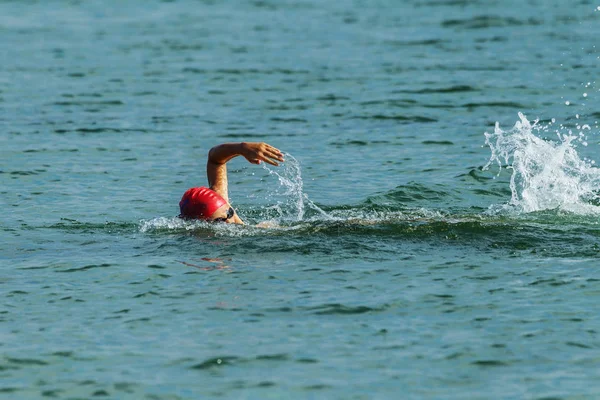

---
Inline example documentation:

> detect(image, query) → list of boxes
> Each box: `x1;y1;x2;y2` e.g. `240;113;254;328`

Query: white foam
139;217;203;233
484;112;600;214
139;216;276;237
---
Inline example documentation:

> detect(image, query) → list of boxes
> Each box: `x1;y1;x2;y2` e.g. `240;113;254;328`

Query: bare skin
206;142;284;224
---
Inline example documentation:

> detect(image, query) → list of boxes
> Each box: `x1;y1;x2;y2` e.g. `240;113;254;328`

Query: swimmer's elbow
208;146;220;164
208;143;236;165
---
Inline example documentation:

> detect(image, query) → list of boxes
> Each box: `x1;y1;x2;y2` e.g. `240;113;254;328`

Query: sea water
2;0;600;399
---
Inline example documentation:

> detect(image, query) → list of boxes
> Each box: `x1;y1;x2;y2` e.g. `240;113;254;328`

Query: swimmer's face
208;204;235;223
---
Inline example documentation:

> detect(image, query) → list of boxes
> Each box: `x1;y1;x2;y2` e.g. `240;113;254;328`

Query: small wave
384;38;448;47
366;183;456;206
421;140;454;145
442;15;543;30
462;101;527;109
55;263;112;273
394;85;478;94
7;170;44;176
48;219;137;234
270;117;308;123
188;353;301;371
352;114;438;123
181;67;309;75
51;100;124;106
307;303;388;315
329;139;391;147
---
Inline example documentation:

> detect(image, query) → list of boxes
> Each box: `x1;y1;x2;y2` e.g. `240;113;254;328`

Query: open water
2;0;600;399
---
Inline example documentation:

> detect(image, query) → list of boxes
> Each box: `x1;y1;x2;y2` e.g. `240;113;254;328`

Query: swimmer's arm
207;143;237;204
207;142;284;198
208;142;284;169
207;142;284;224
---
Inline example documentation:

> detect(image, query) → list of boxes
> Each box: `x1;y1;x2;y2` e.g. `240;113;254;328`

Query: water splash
139;216;267;236
138;207;453;237
261;153;330;222
139;217;199;233
483;112;600;214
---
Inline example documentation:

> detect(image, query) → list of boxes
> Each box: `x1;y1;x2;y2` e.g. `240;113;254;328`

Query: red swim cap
179;187;228;219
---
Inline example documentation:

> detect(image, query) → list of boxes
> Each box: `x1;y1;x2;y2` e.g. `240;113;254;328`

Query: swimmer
179;142;284;224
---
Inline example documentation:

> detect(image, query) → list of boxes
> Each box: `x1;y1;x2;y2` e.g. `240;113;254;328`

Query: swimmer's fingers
242;142;284;166
260;143;284;161
257;154;279;166
244;155;274;166
263;147;284;163
261;148;285;166
265;144;284;158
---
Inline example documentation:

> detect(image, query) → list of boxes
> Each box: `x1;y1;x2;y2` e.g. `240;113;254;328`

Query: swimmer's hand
241;142;284;166
256;220;280;228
